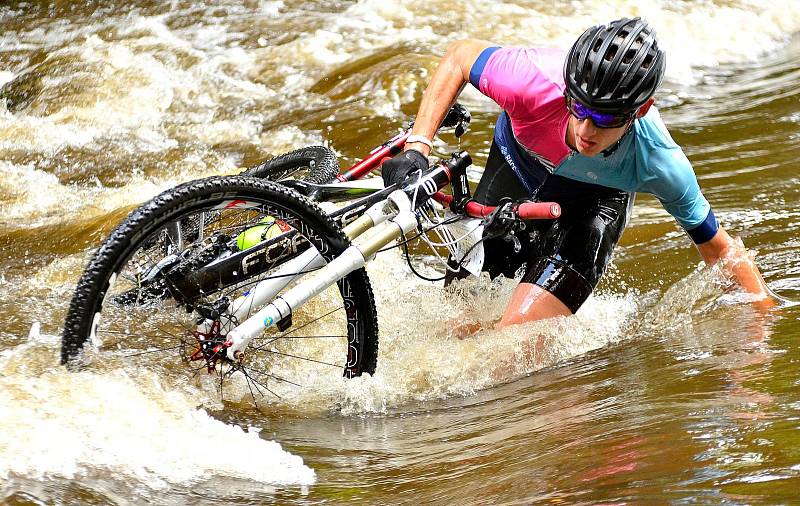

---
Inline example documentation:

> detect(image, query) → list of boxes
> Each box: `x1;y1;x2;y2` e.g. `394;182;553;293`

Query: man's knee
520;257;593;313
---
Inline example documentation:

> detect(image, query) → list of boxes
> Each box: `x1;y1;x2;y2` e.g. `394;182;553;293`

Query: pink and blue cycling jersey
469;46;718;244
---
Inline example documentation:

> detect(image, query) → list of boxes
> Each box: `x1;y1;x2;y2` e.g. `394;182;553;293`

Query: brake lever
483;199;525;253
441;103;471;138
482;199;516;234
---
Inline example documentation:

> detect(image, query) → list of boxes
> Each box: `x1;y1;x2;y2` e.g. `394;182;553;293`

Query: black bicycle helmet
564;17;666;114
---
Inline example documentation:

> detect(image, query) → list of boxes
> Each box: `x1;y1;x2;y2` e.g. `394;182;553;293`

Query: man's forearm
696;227;771;298
409;65;467;149
406;40;490;156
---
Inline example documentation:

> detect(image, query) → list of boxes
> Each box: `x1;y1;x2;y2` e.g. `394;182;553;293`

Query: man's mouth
577;135;596;149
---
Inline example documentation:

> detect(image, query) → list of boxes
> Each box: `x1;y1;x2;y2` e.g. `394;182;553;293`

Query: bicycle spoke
118;272;143;286
219;360;225;398
195;212;205;242
191;360;211;377
124;344;185;357
262;349;342;369
241;365;281;399
240;367;264;406
236;283;258;321
242;364;302;388
281;306;343;338
250;306;344;351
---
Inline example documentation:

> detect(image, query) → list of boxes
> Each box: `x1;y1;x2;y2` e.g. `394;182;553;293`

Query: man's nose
576;117;598;137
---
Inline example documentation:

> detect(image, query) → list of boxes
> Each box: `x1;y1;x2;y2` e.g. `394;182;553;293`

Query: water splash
206;251;641;415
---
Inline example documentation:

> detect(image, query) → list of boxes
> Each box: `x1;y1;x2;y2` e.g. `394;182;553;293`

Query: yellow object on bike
235;216;289;250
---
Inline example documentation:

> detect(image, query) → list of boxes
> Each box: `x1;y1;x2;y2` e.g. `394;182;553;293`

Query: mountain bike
60;105;561;403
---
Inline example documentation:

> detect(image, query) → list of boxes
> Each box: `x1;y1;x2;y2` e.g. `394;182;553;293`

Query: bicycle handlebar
517;201;562;220
334;103;560;222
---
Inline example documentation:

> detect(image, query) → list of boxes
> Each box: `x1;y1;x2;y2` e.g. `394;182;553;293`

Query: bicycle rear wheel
242;146;339;184
62;176;378;402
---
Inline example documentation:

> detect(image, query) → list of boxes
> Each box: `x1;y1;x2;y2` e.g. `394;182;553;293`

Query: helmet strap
601;119;635;157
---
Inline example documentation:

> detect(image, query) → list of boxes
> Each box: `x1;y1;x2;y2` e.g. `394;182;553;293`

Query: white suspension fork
223;190;417;360
197;247;326;336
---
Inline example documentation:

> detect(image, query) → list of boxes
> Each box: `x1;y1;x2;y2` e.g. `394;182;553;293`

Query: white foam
0;340;315;488
0;71;14;88
259;1;284;17
0;13;277;167
403;0;800;84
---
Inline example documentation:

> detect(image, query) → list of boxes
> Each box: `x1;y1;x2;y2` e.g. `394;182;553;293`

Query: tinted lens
567;98;631;128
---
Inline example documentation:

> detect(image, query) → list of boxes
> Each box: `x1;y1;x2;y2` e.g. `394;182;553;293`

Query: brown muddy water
1;1;799;504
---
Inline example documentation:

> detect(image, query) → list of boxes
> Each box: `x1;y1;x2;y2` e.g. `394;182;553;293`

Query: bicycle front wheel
61;176;378;402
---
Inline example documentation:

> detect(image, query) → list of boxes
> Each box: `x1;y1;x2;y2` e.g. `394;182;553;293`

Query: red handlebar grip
516;202;561;220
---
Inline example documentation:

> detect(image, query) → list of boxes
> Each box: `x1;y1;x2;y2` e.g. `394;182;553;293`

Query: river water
1;0;799;504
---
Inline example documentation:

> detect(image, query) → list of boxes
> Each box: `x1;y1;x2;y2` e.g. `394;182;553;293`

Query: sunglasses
565;95;634;129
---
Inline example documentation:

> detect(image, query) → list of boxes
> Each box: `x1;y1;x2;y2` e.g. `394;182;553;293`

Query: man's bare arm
405;39;493;156
696;226;774;305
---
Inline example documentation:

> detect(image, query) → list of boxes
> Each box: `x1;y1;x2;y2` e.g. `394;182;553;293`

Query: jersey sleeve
468;47;546;117
646;147;719;244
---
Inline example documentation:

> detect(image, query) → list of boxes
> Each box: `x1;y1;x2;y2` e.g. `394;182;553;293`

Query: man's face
568;115;631;156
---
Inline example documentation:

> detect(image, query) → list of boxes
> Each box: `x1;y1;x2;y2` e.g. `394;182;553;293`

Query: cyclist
381;17;771;332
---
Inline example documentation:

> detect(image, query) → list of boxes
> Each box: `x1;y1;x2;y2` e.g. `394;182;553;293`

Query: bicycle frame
194;114;561;365
208;148;560;362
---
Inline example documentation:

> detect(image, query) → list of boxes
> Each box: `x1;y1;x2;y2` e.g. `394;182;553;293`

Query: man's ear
636;98;655;118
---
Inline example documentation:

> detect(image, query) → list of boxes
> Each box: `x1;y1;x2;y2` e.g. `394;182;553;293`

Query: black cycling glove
381;149;429;188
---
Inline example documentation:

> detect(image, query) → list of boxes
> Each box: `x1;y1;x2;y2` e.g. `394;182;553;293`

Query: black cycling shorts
446;141;634;313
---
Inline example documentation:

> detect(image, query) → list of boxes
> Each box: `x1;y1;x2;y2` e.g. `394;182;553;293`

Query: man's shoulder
478;46;567;88
634;107;680;151
631;109;695;189
473;46;567;118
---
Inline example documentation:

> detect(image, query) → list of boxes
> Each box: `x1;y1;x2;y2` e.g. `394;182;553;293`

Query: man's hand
695;226;775;311
380;149;429;188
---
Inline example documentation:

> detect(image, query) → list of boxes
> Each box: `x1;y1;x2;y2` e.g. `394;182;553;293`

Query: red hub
188;320;231;373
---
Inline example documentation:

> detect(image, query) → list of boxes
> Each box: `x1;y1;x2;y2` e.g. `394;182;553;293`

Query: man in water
381;17;771;333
